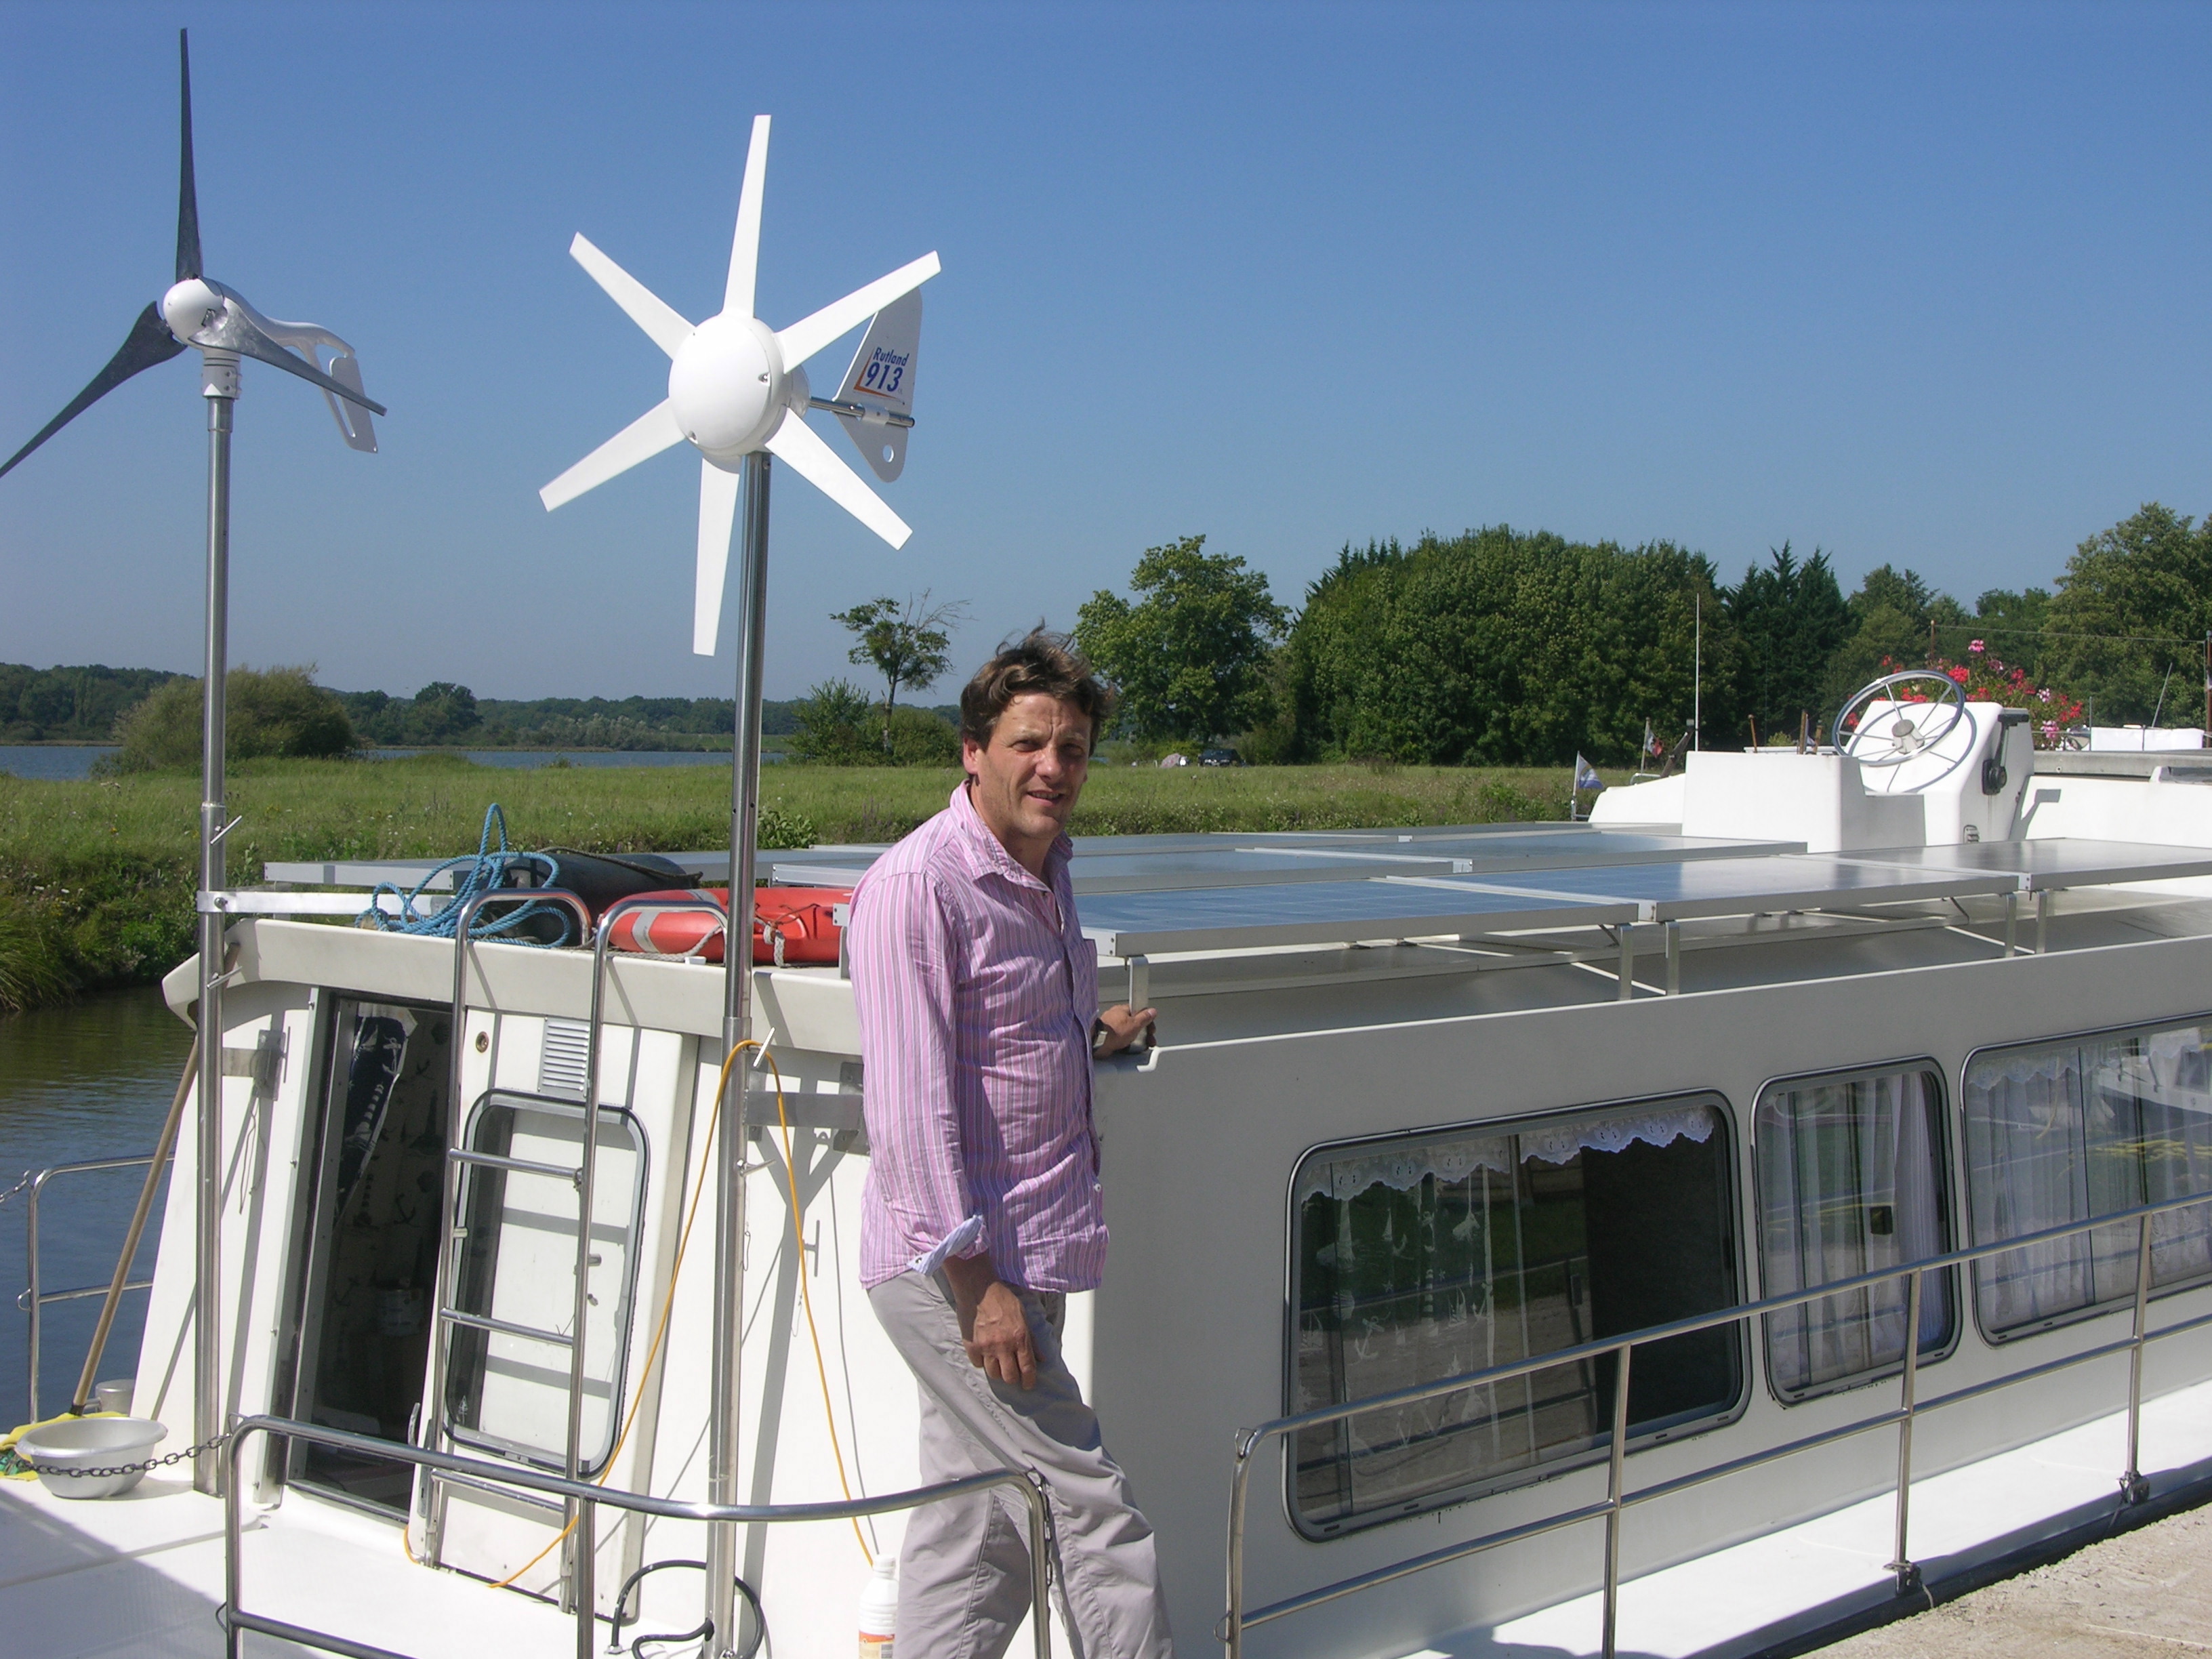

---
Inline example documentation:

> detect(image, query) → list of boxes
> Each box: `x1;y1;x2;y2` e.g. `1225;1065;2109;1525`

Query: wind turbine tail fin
832;289;921;481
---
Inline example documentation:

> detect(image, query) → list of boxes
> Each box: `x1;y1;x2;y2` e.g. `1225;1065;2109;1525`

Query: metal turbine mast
0;30;385;1495
539;114;937;1654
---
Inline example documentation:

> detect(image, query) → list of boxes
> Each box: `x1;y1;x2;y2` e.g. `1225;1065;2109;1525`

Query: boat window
1288;1094;1741;1536
443;1090;647;1477
289;998;451;1510
1755;1067;1954;1400
1963;1021;2212;1339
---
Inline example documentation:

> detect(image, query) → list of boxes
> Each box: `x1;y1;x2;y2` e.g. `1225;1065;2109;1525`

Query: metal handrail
578;891;731;1613
18;1153;165;1422
222;1414;1052;1659
1223;1185;2212;1658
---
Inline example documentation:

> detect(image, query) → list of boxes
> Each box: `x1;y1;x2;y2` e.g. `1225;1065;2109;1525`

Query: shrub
756;806;819;849
789;680;958;765
112;665;357;772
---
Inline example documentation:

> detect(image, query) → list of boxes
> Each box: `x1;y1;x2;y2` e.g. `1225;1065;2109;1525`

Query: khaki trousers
868;1270;1174;1659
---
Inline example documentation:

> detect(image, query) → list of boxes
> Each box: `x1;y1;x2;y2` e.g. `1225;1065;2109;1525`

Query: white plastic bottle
859;1554;898;1658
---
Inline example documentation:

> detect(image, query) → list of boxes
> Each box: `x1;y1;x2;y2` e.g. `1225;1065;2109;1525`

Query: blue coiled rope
358;803;573;946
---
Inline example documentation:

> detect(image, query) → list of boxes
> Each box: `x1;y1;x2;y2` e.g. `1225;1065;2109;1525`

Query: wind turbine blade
323;355;378;453
541;400;685;510
188;300;388;414
0;303;185;480
176;30;201;283
569;234;693;358
723;115;770;321
774;251;940;371
762;408;912;550
694;459;743;655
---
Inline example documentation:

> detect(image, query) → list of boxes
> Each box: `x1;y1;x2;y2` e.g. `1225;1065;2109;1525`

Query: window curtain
1757;1071;1950;1395
1290;1099;1729;1528
1293;1102;1715;1205
1965;1023;2212;1336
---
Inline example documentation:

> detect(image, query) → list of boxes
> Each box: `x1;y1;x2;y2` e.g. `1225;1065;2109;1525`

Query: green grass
0;754;1575;1012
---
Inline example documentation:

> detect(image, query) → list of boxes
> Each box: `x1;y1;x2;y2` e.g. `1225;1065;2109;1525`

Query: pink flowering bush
1858;646;2085;749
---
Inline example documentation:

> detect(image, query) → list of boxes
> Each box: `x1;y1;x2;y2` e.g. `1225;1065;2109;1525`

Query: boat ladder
418;888;733;1618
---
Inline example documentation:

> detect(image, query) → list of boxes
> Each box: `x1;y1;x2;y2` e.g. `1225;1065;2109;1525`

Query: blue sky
3;1;2209;702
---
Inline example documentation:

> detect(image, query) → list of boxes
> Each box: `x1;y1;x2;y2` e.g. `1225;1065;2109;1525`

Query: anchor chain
9;1429;232;1481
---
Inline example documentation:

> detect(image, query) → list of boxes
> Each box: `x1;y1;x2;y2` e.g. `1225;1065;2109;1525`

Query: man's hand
943;1254;1038;1389
1093;1003;1157;1057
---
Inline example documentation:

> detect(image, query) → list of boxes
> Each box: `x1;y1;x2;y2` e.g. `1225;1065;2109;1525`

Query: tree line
20;502;2211;773
1069;504;2212;766
1;669;844;762
0;663;180;743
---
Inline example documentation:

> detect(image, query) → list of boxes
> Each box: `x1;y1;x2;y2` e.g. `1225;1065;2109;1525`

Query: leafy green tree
1726;544;1849;741
112;665;357;771
1818;564;1969;714
1974;586;2051;663
407;681;481;745
831;592;968;754
1280;528;1736;766
1076;535;1288;745
2043;503;2212;723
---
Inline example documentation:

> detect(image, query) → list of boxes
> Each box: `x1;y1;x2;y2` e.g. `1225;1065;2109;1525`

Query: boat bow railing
15;1153;169;1422
222;1414;1052;1659
1223;1187;2212;1659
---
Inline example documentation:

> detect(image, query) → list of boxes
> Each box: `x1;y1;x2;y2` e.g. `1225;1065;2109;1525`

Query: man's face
963;692;1094;861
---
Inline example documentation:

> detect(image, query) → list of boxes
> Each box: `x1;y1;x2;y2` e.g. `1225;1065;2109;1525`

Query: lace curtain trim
1295;1103;1717;1204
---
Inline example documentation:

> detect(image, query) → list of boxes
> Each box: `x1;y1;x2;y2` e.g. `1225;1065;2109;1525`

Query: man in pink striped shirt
853;631;1170;1659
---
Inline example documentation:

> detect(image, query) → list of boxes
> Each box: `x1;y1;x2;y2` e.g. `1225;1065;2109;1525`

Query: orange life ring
605;887;851;966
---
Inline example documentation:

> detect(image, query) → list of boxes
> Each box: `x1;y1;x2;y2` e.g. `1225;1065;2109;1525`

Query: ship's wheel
1835;670;1969;768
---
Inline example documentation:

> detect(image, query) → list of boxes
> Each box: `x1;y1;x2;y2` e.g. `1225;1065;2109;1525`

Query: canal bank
1814;1496;2212;1657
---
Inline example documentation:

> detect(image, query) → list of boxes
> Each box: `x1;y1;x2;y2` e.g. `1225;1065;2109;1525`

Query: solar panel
1078;880;1636;957
774;832;1809;897
1830;838;2212;893
1424;853;2021;922
1248;831;1805;869
1235;823;1589;843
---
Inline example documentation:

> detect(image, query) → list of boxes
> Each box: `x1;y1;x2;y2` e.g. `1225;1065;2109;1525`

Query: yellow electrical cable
760;1046;874;1564
481;1043;743;1590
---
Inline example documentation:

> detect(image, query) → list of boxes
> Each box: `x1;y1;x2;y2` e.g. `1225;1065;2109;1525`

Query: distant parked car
1198;747;1242;766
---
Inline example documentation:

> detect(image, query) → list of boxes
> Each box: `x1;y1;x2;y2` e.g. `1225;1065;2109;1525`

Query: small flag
1574;754;1604;792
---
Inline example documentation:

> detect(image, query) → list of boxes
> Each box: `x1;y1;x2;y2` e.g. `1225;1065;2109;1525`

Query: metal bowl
16;1415;167;1499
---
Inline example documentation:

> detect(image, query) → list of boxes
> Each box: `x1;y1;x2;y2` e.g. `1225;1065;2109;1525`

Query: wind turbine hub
161;278;222;342
668;313;784;465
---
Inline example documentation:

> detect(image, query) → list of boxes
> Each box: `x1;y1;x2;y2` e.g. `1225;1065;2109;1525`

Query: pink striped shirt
851;783;1106;1292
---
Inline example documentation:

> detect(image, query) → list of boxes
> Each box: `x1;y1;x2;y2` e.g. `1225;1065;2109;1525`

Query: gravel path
1820;1506;2212;1656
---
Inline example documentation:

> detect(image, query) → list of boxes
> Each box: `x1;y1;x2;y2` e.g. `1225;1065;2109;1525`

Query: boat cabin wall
1091;927;2212;1655
135;979;320;1476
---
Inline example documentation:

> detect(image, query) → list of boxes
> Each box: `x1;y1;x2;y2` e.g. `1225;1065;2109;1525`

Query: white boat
9;678;2212;1659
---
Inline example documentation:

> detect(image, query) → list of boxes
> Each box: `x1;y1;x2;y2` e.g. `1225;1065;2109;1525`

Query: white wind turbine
537;117;939;1650
0;31;384;1500
540;115;937;656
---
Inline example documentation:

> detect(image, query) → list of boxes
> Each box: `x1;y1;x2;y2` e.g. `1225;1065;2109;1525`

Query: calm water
0;991;193;1424
0;746;117;780
0;745;739;781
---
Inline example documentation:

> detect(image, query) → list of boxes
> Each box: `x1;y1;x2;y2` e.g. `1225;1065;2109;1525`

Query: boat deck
0;1474;577;1658
5;1376;2207;1658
